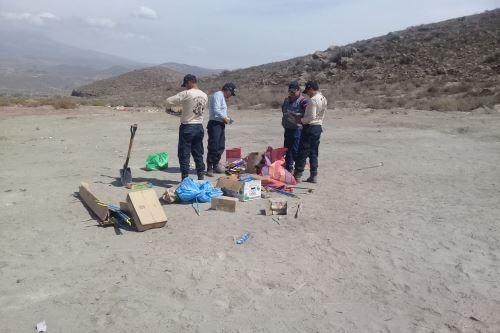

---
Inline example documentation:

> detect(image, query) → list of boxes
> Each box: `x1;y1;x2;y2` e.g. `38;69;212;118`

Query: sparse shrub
49;98;78;109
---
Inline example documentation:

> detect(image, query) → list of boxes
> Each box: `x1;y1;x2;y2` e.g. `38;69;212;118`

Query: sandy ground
0;105;499;333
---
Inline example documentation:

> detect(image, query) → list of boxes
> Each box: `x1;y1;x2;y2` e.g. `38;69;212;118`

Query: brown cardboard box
266;198;288;216
126;189;167;232
79;182;113;226
211;196;238;212
246;152;263;174
215;176;261;202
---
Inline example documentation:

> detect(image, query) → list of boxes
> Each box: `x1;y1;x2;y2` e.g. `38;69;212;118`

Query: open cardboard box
216;176;261;202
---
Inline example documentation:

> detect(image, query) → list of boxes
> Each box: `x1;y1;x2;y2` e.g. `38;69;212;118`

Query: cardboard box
79;182;113;226
246;152;263;174
211;196;238;212
216;177;261;202
266;198;288;216
126;189;167;232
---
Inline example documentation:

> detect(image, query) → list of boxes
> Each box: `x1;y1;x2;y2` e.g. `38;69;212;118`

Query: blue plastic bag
175;177;223;203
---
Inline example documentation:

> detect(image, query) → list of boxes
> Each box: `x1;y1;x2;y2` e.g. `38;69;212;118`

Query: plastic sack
261;147;296;185
175;177;223;203
145;152;169;171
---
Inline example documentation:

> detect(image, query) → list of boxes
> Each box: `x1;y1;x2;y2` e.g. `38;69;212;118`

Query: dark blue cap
303;80;319;93
288;81;300;92
181;74;197;87
222;82;237;96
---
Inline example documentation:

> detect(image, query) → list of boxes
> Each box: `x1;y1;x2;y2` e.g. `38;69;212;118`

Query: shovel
120;124;138;186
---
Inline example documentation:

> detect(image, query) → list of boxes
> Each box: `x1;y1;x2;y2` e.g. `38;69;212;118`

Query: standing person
281;81;307;173
206;83;237;177
165;74;208;181
293;80;327;183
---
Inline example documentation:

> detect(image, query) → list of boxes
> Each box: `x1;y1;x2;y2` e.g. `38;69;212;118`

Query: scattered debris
469;316;480;322
355;162;384;171
272;217;281;225
236;232;251;245
35;321;47;332
288;282;307;296
161;188;178;204
295;203;302;218
211;196;238;213
266;198;288;216
126;182;152;190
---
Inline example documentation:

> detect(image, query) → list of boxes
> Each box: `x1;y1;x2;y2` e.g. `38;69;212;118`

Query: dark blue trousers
207;120;226;167
178;124;205;178
283;128;302;171
295;125;322;175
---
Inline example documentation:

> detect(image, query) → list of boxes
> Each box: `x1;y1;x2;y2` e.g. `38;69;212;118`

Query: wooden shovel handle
124;124;138;169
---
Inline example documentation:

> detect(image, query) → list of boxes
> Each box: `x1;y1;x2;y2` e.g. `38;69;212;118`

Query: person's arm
301;99;317;124
165;91;185;108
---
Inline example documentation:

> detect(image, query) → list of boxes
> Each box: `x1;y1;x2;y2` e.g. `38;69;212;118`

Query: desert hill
160;62;223;77
72;9;500;111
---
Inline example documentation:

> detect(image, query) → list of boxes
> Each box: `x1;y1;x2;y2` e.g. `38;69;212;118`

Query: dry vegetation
0;96;79;109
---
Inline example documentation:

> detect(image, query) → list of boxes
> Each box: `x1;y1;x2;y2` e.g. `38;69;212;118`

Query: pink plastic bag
261;147;296;185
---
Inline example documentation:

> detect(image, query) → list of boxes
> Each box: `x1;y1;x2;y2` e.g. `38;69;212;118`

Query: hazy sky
1;0;499;69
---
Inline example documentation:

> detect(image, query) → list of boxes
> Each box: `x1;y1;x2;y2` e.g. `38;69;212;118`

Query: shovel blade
120;168;132;186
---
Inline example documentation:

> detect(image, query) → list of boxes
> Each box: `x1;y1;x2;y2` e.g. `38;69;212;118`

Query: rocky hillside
71;66;184;105
201;8;500;111
160;62;223;77
72;9;500;111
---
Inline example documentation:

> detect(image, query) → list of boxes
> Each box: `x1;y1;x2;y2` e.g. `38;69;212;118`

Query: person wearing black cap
165;74;208;180
281;81;308;173
293;80;327;183
206;83;237;177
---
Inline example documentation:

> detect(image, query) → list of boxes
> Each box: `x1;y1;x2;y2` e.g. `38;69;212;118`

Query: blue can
236;232;250;245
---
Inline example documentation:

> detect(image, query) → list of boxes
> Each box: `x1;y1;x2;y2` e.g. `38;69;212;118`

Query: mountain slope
71;66;184;105
160;62;223;77
71;9;500;111
199;8;500;111
0;31;149;95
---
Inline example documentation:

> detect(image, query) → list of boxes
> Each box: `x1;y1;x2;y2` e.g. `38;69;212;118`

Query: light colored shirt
302;92;327;125
209;91;227;122
165;88;208;124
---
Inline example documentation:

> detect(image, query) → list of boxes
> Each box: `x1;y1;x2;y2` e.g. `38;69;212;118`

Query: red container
225;148;242;163
271;147;287;162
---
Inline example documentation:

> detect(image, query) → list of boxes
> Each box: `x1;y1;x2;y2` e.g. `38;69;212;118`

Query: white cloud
85;17;116;28
132;6;158;20
0;11;59;25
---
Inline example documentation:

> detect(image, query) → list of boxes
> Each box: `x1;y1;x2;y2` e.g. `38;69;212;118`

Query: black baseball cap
222;82;237;96
288;81;300;92
303;80;319;93
181;74;197;87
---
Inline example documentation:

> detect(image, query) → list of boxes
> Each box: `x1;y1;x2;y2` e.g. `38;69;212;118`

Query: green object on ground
145;152;169;171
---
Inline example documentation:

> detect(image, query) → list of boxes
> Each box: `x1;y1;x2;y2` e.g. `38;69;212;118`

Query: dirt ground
0;105;499;333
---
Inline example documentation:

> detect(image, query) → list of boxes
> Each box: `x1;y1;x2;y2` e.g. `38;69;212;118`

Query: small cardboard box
126;189;167;232
266;198;288;216
211;196;238;212
216;177;261;202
